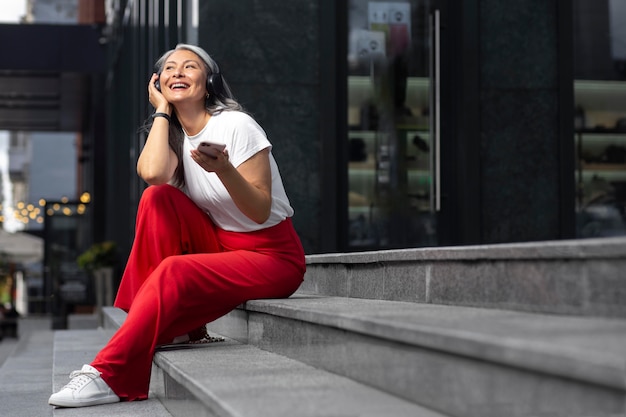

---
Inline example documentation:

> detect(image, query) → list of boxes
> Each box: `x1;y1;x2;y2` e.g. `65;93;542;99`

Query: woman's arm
191;148;272;224
137;74;178;185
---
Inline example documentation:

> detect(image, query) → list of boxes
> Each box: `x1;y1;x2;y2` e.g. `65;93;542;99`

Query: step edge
52;329;174;417
152;336;448;417
102;308;448;416
306;236;626;264
153;347;242;417
242;296;626;391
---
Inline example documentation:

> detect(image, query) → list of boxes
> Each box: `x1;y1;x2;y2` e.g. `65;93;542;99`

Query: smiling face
158;49;208;107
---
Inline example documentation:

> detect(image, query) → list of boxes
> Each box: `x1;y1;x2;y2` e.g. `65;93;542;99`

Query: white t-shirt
182;111;294;232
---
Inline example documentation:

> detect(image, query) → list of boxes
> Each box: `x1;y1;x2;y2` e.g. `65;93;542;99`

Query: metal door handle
430;9;441;212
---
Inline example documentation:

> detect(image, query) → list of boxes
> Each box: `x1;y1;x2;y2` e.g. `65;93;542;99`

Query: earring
206;92;210;99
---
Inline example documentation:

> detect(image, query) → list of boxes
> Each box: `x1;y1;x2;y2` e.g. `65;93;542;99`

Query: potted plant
77;241;118;272
77;241;118;308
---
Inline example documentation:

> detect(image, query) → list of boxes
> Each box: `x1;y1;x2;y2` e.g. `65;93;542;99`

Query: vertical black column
477;0;574;243
198;0;324;253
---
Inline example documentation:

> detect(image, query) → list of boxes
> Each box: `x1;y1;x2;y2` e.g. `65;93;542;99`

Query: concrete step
206;296;626;417
51;329;173;417
0;318;54;417
103;307;448;417
301;236;626;317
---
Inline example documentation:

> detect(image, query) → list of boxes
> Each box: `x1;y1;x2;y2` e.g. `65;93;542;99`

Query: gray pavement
0;316;54;417
0;316;51;368
0;332;19;368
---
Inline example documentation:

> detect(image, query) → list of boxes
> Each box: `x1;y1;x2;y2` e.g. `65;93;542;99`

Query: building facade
95;0;626;259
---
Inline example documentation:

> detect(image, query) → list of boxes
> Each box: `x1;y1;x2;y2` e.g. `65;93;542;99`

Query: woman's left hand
190;148;231;173
196;147;272;224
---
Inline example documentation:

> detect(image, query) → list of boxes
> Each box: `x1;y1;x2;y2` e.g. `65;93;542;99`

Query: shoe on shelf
48;364;120;408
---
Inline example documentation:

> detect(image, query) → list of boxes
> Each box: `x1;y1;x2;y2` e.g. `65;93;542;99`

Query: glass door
346;0;444;250
574;0;626;238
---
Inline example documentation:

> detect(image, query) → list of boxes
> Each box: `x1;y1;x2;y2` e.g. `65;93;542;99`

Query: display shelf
349;166;430;176
348;126;432;214
576;132;626;141
348;75;431;129
348;76;430;110
575;80;626;174
576;132;626;167
581;170;626;181
348;130;381;138
574;80;626;113
348;206;374;213
581;163;626;171
347;72;435;248
574;79;626;237
349;161;376;170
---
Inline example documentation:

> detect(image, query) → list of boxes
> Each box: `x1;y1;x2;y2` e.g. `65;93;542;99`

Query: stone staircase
4;237;626;416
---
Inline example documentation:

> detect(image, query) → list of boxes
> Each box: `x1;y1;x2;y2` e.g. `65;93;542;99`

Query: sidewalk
0;316;54;417
0;316;51;367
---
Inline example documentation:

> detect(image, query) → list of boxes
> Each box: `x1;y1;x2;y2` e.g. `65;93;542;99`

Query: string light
2;193;91;226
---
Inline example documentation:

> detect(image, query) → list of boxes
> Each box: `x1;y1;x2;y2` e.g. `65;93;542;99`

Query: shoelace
63;368;99;391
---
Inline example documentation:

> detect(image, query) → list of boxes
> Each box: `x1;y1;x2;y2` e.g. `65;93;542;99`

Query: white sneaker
48;364;120;408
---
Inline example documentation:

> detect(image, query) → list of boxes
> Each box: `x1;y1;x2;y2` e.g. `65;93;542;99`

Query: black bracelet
152;112;171;123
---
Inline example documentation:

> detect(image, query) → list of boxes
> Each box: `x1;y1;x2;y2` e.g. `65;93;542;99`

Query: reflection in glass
574;1;626;238
347;0;437;249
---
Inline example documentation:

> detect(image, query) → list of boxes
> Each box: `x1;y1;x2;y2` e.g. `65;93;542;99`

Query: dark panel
198;0;322;253
0;24;104;132
478;0;569;243
0;24;105;72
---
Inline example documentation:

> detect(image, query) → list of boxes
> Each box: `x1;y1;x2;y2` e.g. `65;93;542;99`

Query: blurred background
0;0;83;331
0;0;624;333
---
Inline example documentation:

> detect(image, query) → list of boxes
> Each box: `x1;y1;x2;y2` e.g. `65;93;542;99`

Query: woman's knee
138;185;187;217
140;184;180;204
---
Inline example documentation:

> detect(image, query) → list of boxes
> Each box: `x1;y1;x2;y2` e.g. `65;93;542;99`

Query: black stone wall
477;0;573;243
199;1;322;253
195;0;575;250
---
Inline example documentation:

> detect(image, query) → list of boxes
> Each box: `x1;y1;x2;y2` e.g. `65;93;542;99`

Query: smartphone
198;141;226;158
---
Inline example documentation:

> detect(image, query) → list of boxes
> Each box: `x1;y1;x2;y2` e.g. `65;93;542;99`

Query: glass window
347;1;440;250
574;0;626;238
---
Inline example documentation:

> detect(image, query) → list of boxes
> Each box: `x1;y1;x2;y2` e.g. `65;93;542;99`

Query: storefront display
575;81;626;237
574;1;626;238
346;0;442;249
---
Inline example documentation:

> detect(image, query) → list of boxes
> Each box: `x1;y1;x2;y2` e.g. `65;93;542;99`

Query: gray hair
154;43;243;113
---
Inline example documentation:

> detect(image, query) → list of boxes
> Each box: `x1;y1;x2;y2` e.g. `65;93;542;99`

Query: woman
48;44;306;407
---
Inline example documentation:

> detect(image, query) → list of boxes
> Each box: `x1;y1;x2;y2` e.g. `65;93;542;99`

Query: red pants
91;185;305;401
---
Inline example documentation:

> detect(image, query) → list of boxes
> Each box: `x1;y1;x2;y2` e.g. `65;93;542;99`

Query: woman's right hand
148;73;171;112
